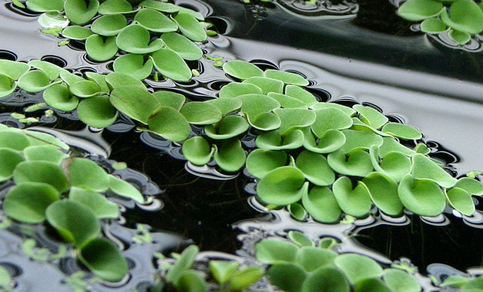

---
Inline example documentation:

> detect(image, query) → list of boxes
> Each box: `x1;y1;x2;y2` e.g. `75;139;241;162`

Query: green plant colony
397;0;483;45
1;0;483;290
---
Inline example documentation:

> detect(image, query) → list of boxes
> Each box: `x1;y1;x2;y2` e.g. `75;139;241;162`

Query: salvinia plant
397;0;483;45
0;123;146;281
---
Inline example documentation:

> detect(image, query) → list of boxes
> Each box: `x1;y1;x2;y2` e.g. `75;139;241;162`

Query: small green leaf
113;54;153;80
69;158;109;192
257;166;309;205
334;253;383;284
62;26;93;40
274;108;316;136
398;174;446;216
64;0;100;25
354;278;391;292
445;187;475;216
421;17;448;33
354;104;388;129
116;24;164;54
166;245;199;284
161;32;203;61
13;161;68;193
454;177;483;196
382;122;422;139
0;130;31;151
69;187;119;219
243;77;284;95
182;136;213;165
153;90;186;110
147;106;191;142
311;108;353;139
255;239;298;264
139;0;180;13
288;203;307;221
3;182;59;223
397;0;443;21
239;93;280;120
98;0;132;14
26;0;63;12
441;275;471;288
268;92;308;109
301;267;350;292
341;130;384;153
173;13;207;42
295;150;335;186
28;60;62;80
151;48;192;82
108;175;144;203
246;149;287;179
267;262;306;292
229;266;264;291
0;74;17;98
205;97;242;115
181;102;222;125
327;149;373;177
219;82;262;97
70;80;101;98
17;70;53;92
78;238;128;281
85;35;118;62
110;86;160;124
383;269;421;292
302;128;346;154
411;153;457;188
288;231;314;247
285;85;317;107
302;186;341;223
43;83;79;111
223;61;264;80
448;29;471;45
332;176;372;217
209;260;239;285
362;172;403;216
214;139;246;172
264;69;309;86
440;0;483;34
135;8;178;33
106;72;146;90
23;145;68;164
0;59;30;80
91;14;127;36
0;148;24;182
46;200;101;246
256;130;305;151
175;270;206;292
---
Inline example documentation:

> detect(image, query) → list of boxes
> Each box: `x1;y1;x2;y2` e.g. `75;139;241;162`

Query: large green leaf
302;186;341;223
147;106;191;142
301;267;350;292
264;69;309;86
173;13;207;42
46;200;101;246
110;86;160;124
151;48;192;82
3;182;59;223
166;245;199;284
209;260;239;285
274;108;316;135
332;176;372;217
23;145;68;164
397;0;444;21
13;161;68;193
113;54;153;80
327;149;373;177
383;269;421;292
213;139;246;172
440;0;483;34
0;74;17;98
135;8;178;33
64;0;100;25
180;102;222;125
0;131;31;151
246;149;287;179
255;239;298;264
295;150;335;186
77;95;118;128
0;60;30;80
68;158;110;192
311;108;353;138
98;0;132;14
0;148;24;182
334;253;383;284
257;166;309;205
108;175;145;203
362;172;403;216
223;61;264;80
17;70;53;92
295;247;337;272
161;32;203;61
182;136;213;166
78;238;128;281
445;187;475;216
69;187;120;219
411;153;457;188
85;35;118;62
398;174;446;216
26;0;63;12
116;24;164;54
61;26;93;40
205;115;249;140
267;263;306;292
43;83;79;111
91;14;127;36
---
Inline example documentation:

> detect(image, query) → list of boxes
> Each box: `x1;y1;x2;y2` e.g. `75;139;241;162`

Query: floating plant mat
1;0;483;291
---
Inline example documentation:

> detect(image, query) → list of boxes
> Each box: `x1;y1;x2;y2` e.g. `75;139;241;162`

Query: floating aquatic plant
397;0;483;45
0;124;149;281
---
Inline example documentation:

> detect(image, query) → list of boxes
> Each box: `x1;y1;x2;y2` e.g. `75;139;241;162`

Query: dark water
0;0;483;290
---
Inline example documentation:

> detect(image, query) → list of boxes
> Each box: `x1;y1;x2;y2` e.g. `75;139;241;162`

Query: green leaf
46;200;101;246
398;174;446;216
223;61;264;80
23;145;68;164
85;35;118;62
285;85;317;107
448;29;471;44
0;148;24;182
421;17;448;33
268;92;308;109
257;166;309;205
327;149;373;177
0;130;31;151
26;0;63;12
246;149;287;179
182;136;213;165
106;72;146;90
354;104;388;129
3;182;59;223
274;108;316;135
440;0;483;34
42;83;79;111
62;26;93;40
98;0;132;14
238;93;280;120
110;86;160;124
113;54;153;80
0;74;17;98
302;186;341;223
219;82;262;98
180;102;222;125
209;260;239;285
69;187;119;219
64;0;100;25
461;276;483;292
205;115;248;140
229;266;264;291
333;176;372;217
135;8;178;33
341;130;384;153
24;130;68;150
214;139;246;172
91;14;127;36
256;130;305;151
362;172;403;216
69;158;109;192
301;267;350;292
454;177;483;196
175;270;206;292
13;161;68;193
116;24;164;54
60;69;84;86
441;275;471;288
173;13;207;42
288;231;314;247
383;269;421;292
161;32;203;61
166;245;199;284
151;48;192;82
397;0;444;21
354;278;391;292
78;238;128;281
267;262;306;292
139;0;180;13
243;77;284;95
249;112;282;131
295;247;337;272
334;253;383;284
311;108;353;139
38;11;69;29
310;102;356;116
411;153;457;188
264;69;309;86
17;70;53;92
70;80;101;98
85;72;110;93
153;90;186;111
295;150;335;186
379;137;415;157
302;128;345;154
382;122;422;140
445;187;475;216
369;147;411;182
288;203;307;221
108;175;144;203
0;59;30;80
147;106;191;142
28;60;62;80
255;239;298;264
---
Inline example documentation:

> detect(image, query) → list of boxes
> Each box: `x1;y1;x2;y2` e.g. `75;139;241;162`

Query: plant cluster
13;0;210;81
0;124;146;282
397;0;483;44
153;245;264;291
